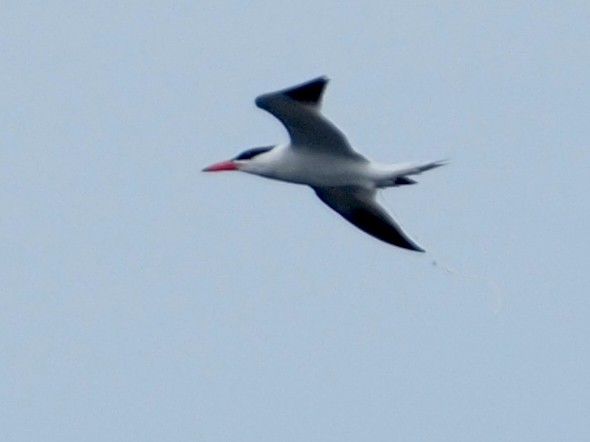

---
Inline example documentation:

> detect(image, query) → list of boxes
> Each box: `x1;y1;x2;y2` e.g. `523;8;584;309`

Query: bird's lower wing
313;186;424;252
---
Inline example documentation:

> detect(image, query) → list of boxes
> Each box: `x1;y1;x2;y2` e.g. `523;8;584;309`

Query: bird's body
238;143;366;187
203;77;445;252
240;144;440;188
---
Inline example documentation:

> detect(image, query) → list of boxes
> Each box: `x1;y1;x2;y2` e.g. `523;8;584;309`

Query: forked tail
379;159;448;188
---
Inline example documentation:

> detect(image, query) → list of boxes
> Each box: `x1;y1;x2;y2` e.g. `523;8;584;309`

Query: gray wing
313;186;425;252
255;77;364;159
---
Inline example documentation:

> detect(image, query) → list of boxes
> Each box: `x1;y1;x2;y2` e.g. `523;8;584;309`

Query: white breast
245;144;373;188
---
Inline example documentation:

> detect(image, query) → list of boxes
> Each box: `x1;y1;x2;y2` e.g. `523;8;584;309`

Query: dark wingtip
393;177;418;186
394;235;425;252
282;76;329;106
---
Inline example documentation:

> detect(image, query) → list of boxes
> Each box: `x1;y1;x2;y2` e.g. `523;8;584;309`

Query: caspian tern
203;77;445;252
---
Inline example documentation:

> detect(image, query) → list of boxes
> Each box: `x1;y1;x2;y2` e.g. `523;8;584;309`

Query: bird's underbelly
263;157;371;188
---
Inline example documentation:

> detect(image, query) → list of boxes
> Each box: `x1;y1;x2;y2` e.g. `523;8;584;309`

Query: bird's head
202;146;275;173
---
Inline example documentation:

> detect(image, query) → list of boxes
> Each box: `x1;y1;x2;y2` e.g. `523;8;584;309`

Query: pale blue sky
2;1;589;441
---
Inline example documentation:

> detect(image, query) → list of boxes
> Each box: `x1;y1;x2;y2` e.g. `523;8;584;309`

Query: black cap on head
233;146;273;161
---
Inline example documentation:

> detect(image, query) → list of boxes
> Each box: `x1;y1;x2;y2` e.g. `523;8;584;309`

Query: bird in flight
203;77;445;252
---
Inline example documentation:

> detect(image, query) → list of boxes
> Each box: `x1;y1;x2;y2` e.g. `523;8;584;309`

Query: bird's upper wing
255;77;365;159
313;186;425;252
